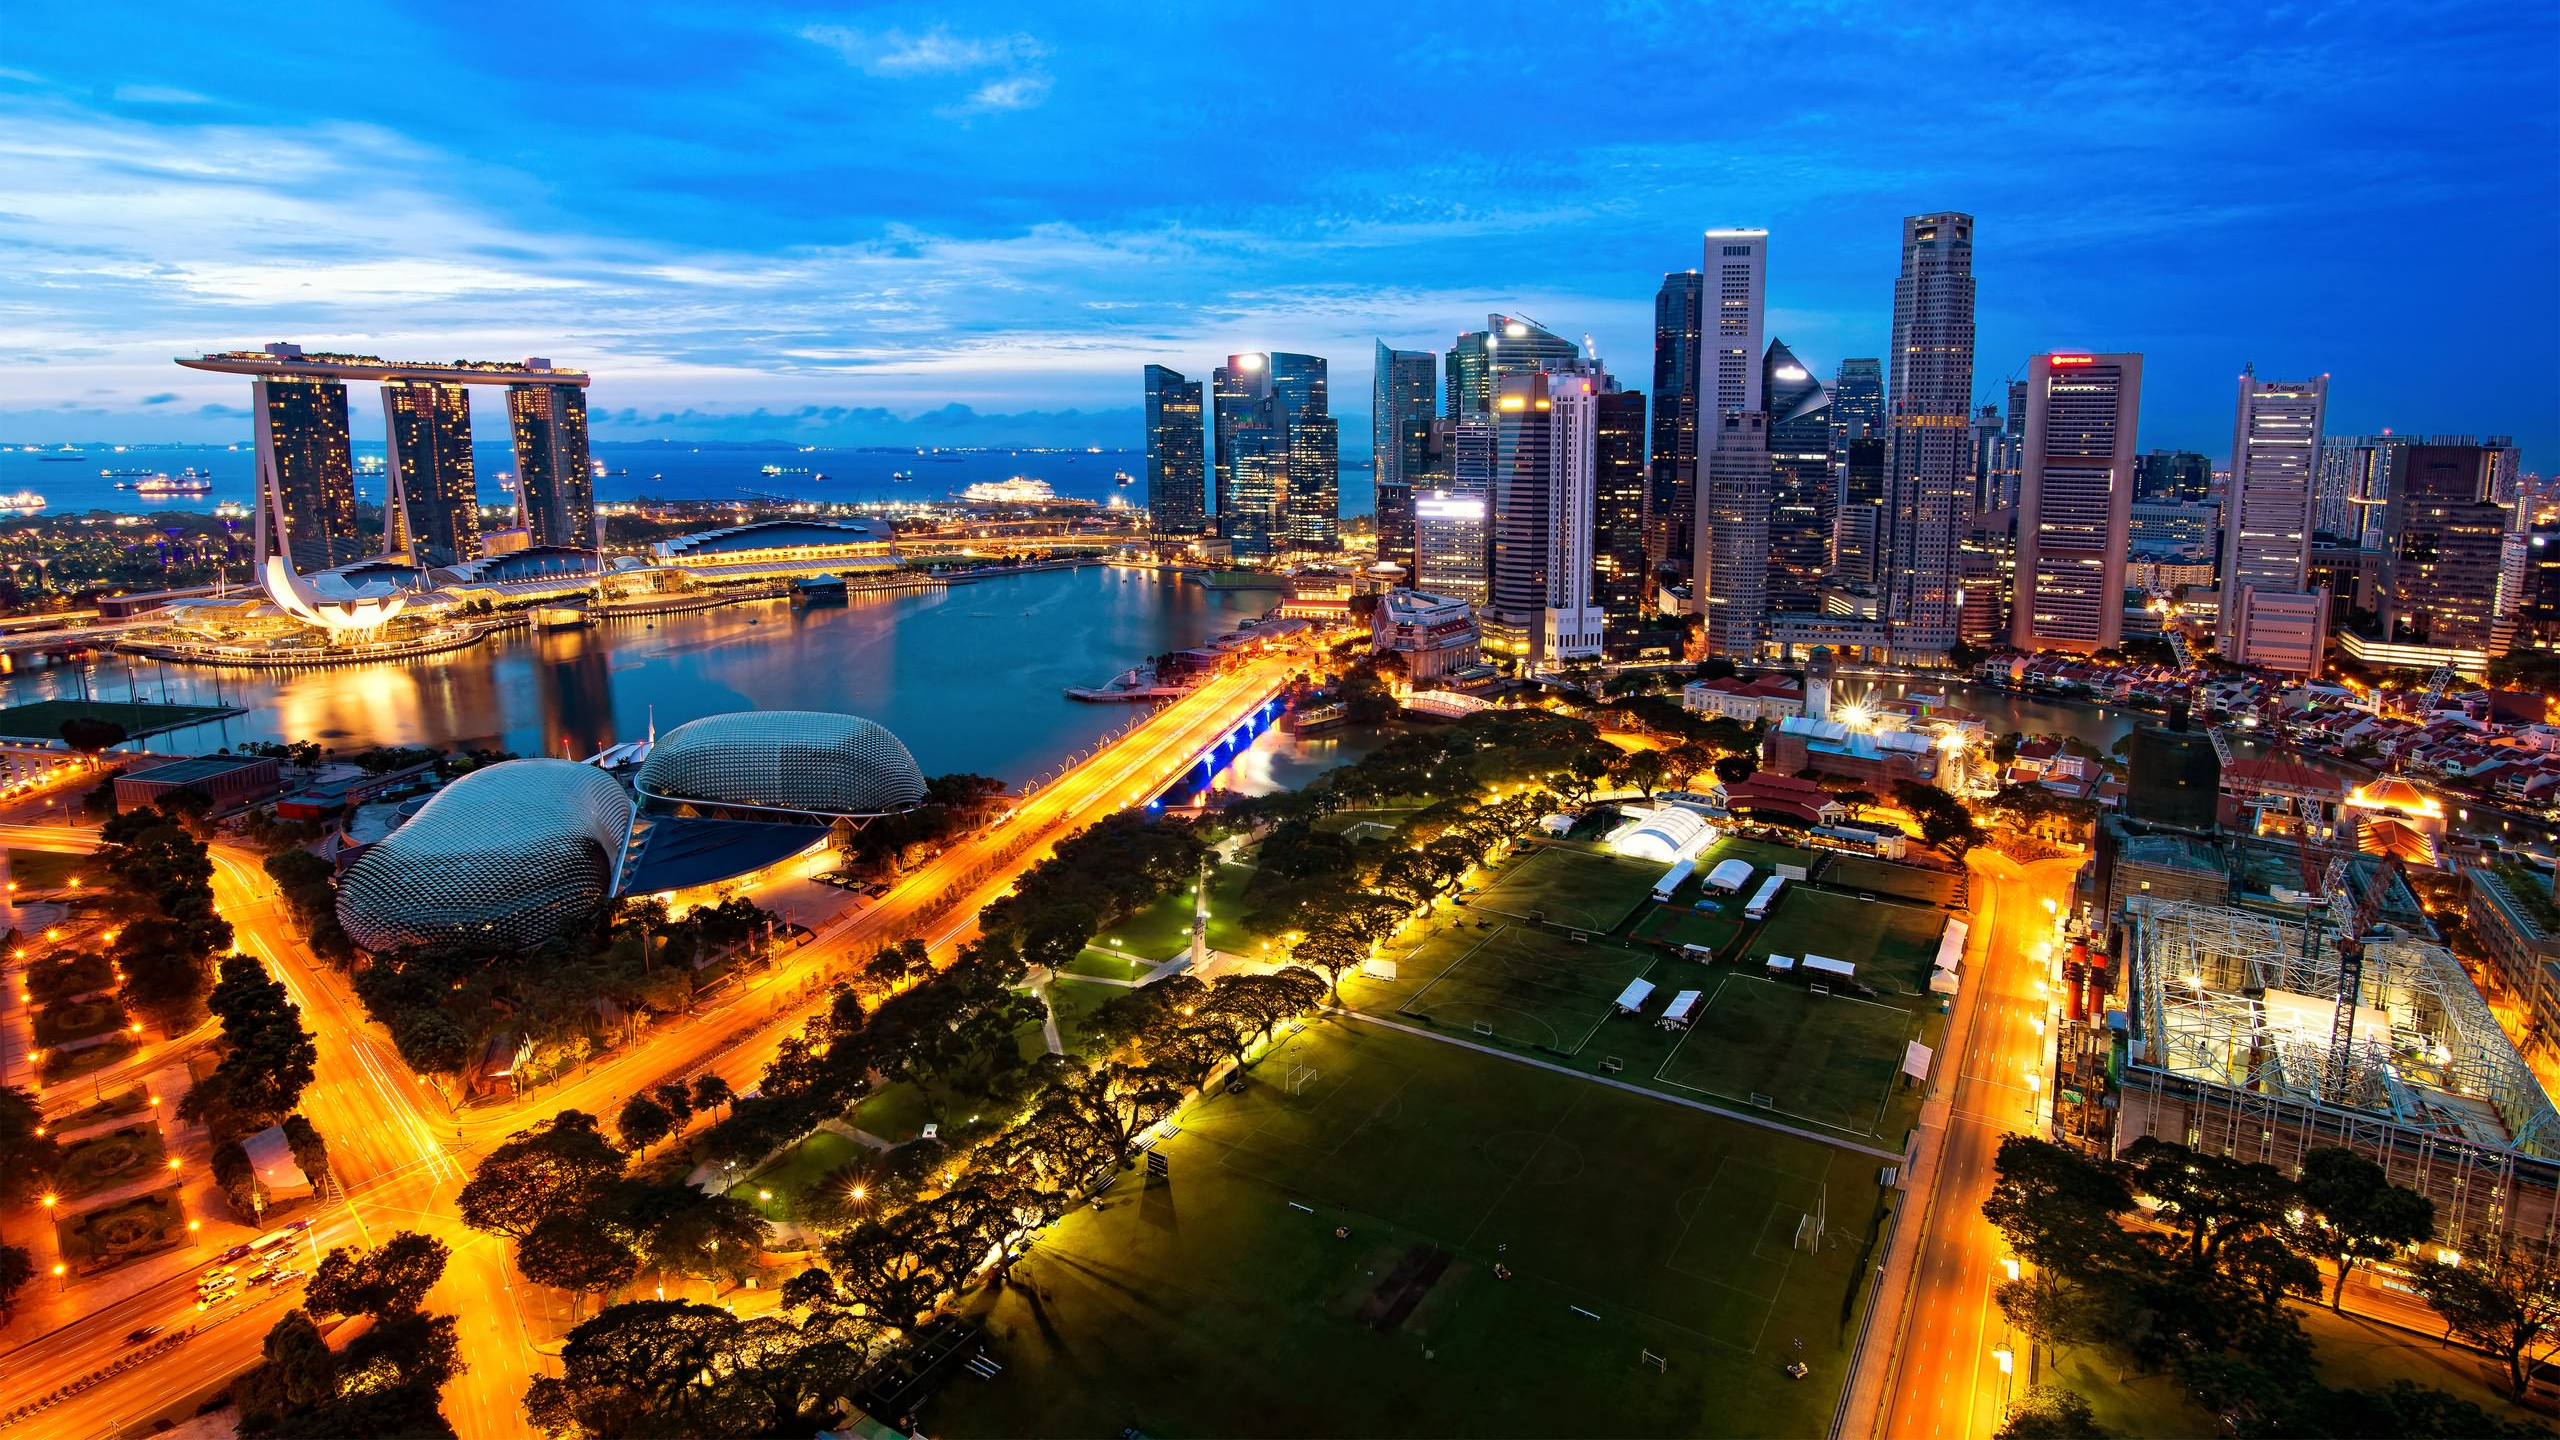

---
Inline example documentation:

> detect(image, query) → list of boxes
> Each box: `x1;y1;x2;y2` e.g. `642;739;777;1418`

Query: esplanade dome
635;710;927;819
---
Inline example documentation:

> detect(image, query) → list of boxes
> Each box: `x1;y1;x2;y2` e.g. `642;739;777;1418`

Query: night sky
4;2;2553;467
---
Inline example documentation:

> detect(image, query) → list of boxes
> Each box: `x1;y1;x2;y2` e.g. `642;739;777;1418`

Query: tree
524;1299;857;1440
233;1309;341;1431
1290;929;1366;1000
2294;1146;2435;1311
0;1245;33;1317
1894;780;1982;858
0;1086;61;1208
458;1111;625;1239
280;1114;329;1185
1620;748;1666;798
2126;1137;2298;1275
689;1073;734;1118
1712;753;1757;786
517;1213;638;1318
616;1182;769;1287
57;715;127;763
392;1010;472;1077
1992;1384;2113;1439
1982;1136;2139;1280
652;1080;696;1125
305;1230;449;1319
1995;1273;2107;1363
614;1093;674;1152
2417;1239;2560;1396
180;955;318;1140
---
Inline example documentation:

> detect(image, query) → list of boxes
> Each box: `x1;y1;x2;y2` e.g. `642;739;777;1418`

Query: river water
0;566;1293;785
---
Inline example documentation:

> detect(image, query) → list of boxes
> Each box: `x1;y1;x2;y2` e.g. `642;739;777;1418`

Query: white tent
1605;805;1719;863
1765;953;1798;975
1658;989;1703;1030
1703;858;1754;893
1539;813;1576;837
1613;977;1657;1014
1804;954;1857;981
1933;917;1969;973
1901;1040;1935;1081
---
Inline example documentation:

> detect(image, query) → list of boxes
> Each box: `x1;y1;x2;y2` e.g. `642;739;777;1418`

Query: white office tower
2217;371;2330;673
1702;229;1768;419
1883;213;1977;660
1415;488;1490;606
1693;227;1771;656
1696;410;1771;656
1541;372;1607;662
2012;353;2141;654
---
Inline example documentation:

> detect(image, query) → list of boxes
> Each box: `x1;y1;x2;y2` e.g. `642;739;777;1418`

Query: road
0;652;1301;1437
1879;851;2079;1440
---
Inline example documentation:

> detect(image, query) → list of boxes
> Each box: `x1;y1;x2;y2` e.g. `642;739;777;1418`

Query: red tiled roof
2221;757;2345;795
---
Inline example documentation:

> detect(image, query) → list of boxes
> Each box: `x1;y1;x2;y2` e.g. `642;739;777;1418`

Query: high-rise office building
508;382;595;552
1833;437;1889;589
2012;352;2141;655
1830;358;1883;452
1142;364;1207;539
253;377;361;571
2371;442;2524;657
1959;507;2016;647
2133;449;2213;504
1593;387;1649;651
1696;411;1770;656
1541;374;1607;663
1486;370;1603;665
1882;212;1977;658
1647;272;1704;581
1765;339;1833;614
1415;488;1490;606
1212;352;1334;557
2315;434;2411;547
1372;343;1436;568
1446;315;1577;418
2216;372;2329;672
1694;229;1770;654
382;381;479;567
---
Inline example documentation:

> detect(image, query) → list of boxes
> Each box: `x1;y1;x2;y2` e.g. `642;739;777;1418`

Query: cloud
139;392;177;404
110;84;211;106
797;24;1046;76
194;403;248;418
939;74;1051;117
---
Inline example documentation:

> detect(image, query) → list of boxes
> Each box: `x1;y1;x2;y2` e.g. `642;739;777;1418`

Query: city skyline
0;6;2552;466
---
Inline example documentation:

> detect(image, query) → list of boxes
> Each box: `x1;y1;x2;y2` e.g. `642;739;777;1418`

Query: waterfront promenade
0;651;1301;1438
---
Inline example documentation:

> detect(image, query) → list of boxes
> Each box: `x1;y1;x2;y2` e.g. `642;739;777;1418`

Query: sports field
1821;853;1960;906
1748;888;1950;997
1630;904;1745;956
1470;846;1660;933
936;1021;1882;1439
1699;836;1818;877
1655;977;1916;1136
1388;923;1654;1053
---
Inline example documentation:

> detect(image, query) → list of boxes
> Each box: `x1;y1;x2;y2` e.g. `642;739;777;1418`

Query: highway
1878;851;2079;1440
0;651;1302;1437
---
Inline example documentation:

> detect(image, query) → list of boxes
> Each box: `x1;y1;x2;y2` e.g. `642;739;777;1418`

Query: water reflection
1;567;1268;783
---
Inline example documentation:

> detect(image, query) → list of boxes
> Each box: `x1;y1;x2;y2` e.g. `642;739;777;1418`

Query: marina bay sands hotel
177;343;596;570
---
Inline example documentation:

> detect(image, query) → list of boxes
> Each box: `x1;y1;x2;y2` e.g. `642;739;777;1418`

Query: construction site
2109;850;2560;1250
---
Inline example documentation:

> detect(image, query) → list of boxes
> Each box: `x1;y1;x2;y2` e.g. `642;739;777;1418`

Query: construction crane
2419;664;2458;715
2325;850;2407;1102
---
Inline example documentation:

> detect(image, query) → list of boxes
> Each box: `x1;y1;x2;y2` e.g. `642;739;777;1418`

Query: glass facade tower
1647;272;1704;580
383;381;480;566
1883;212;1977;658
1765;338;1833;614
1142;364;1208;538
508;383;595;552
253;377;362;571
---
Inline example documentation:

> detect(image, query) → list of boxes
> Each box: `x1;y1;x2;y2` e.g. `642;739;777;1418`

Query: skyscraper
2216;371;2329;672
1372;343;1436;568
508;381;595;552
1486;369;1603;665
253;377;361;571
382;381;479;567
1142;364;1207;539
2314;434;2411;547
1449;315;1578;418
1287;411;1341;552
2012;353;2141;655
1593;387;1649;651
1415;488;1490;605
1765;338;1833;614
1646;273;1704;581
1541;373;1607;663
1883;212;1977;658
1212;356;1271;552
1829;358;1883;452
2371;442;2523;657
1832;436;1889;588
1210;352;1333;556
2133;449;2213;504
1694;229;1769;655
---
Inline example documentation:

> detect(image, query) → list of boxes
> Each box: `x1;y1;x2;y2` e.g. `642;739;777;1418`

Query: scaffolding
2120;893;2560;1249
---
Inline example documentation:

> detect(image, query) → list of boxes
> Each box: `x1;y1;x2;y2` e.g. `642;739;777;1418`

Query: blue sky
2;2;2554;468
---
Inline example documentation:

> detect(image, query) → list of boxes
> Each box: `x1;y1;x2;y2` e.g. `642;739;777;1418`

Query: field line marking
1328;1008;1903;1162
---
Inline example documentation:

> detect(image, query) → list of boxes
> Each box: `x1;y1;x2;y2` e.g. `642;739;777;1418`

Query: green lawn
1655;978;1916;1138
1376;923;1654;1054
850;1082;937;1145
936;1020;1886;1439
33;994;128;1049
740;1129;865;1224
1700;837;1819;877
0;698;233;744
1061;944;1151;982
1470;846;1662;934
1098;862;1259;960
1820;854;1960;907
1630;904;1746;957
1042;977;1122;1058
7;849;86;890
55;1123;166;1198
1747;889;1952;999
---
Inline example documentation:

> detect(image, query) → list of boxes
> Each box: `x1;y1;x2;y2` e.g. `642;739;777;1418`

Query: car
214;1244;252;1264
123;1326;163;1346
199;1264;235;1282
255;1268;301;1288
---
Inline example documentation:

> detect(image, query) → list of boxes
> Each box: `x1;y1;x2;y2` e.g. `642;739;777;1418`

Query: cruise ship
958;477;1058;504
118;468;215;494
